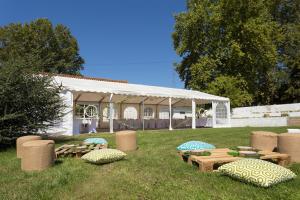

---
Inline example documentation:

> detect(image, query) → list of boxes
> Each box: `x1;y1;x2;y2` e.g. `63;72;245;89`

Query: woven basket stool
116;130;137;151
250;131;278;151
21;140;55;171
278;133;300;163
16;135;42;158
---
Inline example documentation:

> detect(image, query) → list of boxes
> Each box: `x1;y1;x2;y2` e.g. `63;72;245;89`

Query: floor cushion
177;141;215;151
218;159;296;187
84;138;108;144
81;149;126;164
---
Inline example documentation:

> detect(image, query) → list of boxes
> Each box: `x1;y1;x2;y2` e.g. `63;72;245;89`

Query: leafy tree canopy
173;0;300;106
0;18;84;75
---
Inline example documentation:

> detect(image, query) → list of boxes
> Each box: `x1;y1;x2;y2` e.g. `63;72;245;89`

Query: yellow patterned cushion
81;149;126;164
218;159;296;187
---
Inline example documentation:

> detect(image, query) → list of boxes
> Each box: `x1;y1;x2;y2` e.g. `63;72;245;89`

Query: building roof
53;75;229;102
44;73;128;83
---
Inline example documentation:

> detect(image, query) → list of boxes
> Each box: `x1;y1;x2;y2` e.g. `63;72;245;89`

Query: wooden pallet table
178;148;291;172
178;148;231;164
55;143;108;158
259;152;290;166
190;156;241;172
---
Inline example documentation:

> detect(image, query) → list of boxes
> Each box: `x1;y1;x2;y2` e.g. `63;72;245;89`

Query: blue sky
1;0;186;88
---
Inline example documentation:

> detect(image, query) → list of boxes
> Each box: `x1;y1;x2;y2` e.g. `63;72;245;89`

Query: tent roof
53;75;229;102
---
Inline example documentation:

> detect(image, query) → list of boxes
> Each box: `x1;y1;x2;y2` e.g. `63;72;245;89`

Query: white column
169;97;173;130
61;90;74;136
142;99;145;131
226;101;231;127
109;93;114;133
192;99;196;129
212;101;217;128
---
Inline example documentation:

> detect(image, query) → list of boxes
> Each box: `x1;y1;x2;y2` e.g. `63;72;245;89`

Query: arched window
216;103;227;123
123;106;138;119
144;107;154;119
75;104;98;119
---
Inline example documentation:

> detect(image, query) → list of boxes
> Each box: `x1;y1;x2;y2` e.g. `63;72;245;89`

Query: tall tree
0;18;84;75
173;0;300;106
269;0;300;103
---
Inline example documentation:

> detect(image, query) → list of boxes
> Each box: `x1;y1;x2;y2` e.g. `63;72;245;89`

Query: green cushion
218;159;296;187
81;149;126;164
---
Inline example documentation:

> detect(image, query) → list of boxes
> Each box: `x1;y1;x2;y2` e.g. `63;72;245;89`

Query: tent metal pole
192;99;196;129
142;99;145;131
109;93;114;133
169;97;173;130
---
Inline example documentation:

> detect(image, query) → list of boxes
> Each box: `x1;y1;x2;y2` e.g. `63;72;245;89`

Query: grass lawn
0;127;300;200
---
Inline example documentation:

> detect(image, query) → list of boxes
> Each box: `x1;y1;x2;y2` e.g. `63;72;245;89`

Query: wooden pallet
179;148;291;172
178;148;231;163
259;151;290;166
55;143;108;158
190;156;241;172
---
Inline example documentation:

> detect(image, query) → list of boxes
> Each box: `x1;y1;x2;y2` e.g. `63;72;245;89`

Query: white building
49;74;231;136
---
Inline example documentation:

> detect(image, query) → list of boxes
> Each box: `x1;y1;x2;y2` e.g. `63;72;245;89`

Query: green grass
1;127;300;200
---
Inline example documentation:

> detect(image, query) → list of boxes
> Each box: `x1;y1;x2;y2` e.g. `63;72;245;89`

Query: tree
0;18;84;75
206;75;253;107
0;60;65;146
173;0;300;106
269;0;300;103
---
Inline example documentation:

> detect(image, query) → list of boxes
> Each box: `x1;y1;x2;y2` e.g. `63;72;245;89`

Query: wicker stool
16;135;42;158
115;130;137;151
21;140;55;171
278;133;300;163
250;131;278;151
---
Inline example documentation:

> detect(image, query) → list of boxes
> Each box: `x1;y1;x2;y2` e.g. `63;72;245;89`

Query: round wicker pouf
250;131;278;151
16;135;42;158
21;140;55;171
278;133;300;163
115;130;137;152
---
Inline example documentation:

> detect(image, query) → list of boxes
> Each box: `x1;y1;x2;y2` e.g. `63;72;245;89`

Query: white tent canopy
51;74;230;135
53;76;229;102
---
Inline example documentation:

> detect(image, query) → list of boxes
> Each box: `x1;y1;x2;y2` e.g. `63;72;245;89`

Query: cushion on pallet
218;159;296;187
177;141;215;151
81;149;126;164
84;138;108;144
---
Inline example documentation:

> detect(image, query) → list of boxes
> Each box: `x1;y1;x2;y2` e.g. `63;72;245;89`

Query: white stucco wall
232;103;300;118
231;117;288;127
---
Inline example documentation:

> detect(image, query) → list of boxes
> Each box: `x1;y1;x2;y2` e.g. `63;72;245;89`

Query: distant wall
231;117;288;127
230;103;300;127
232;103;300;118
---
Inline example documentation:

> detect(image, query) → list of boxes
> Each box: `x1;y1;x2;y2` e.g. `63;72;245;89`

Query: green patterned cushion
218;159;296;187
81;149;126;164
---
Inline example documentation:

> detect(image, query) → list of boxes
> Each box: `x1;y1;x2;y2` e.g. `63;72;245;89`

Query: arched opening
123;106;138;119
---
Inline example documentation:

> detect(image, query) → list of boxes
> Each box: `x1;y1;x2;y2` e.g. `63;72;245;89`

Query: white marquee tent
50;74;231;135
